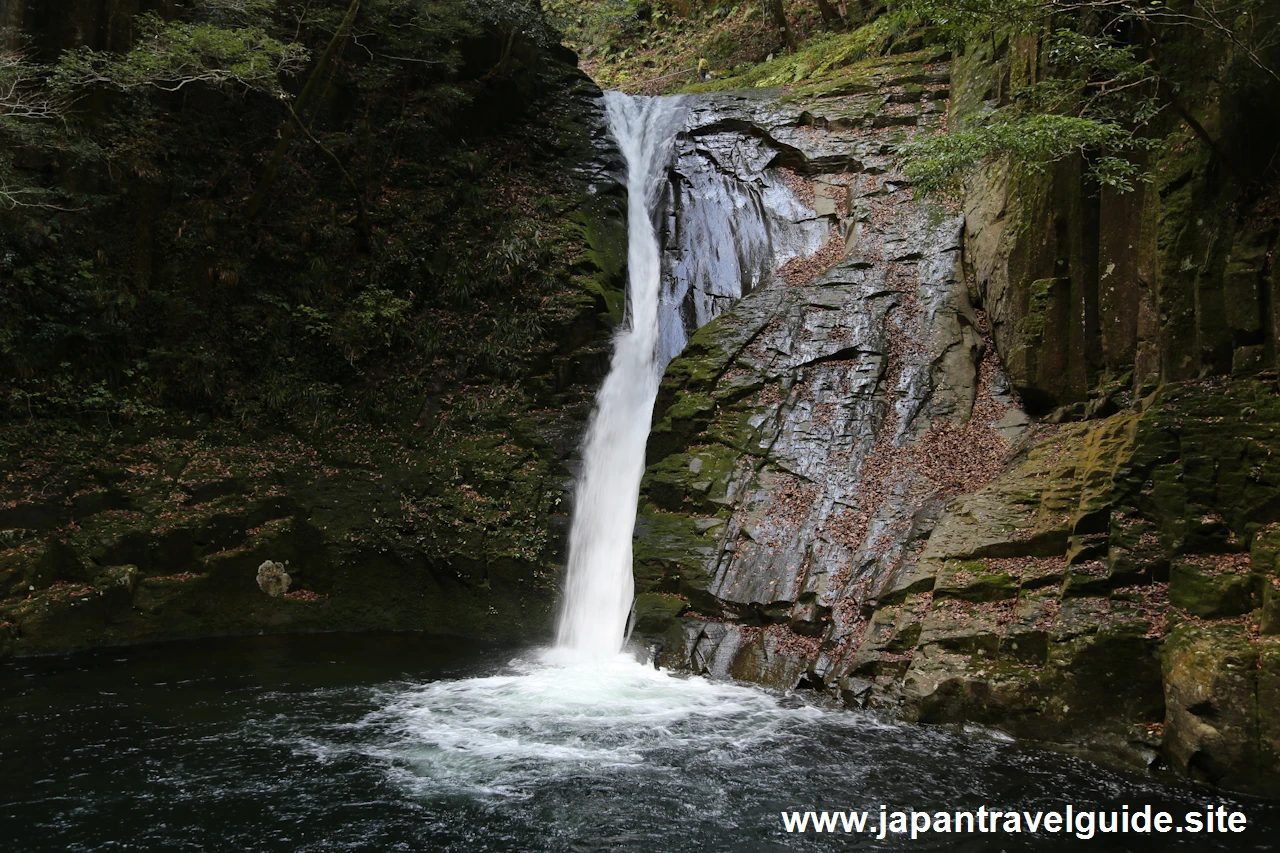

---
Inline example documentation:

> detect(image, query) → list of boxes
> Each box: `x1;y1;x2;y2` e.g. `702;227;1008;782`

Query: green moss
1021;277;1057;341
642;441;741;512
569;203;629;325
632;505;722;601
661;330;734;389
1261;582;1280;635
934;559;1020;602
632;591;688;636
1170;559;1257;618
682;20;932;99
1252;524;1280;576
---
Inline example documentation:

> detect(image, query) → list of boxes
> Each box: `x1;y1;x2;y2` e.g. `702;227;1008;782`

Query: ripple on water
2;635;1276;853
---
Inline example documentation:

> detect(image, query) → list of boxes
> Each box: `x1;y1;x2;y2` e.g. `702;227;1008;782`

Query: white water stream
555;92;687;656
355;94;833;806
344;94;834;807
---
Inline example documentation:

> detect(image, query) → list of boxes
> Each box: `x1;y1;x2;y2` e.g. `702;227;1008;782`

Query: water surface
1;633;1274;852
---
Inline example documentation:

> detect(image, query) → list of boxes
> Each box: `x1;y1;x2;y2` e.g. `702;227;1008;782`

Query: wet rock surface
636;50;1280;797
636;55;1017;667
657;94;830;364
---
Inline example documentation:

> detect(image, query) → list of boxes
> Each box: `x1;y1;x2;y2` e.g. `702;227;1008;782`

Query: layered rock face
656;94;831;363
637;47;1280;796
954;38;1280;413
635;53;1013;674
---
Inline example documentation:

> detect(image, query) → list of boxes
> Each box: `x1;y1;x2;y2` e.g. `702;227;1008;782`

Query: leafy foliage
895;0;1279;193
904;0;1278;77
901;0;1045;43
0;0;605;431
53;14;308;95
900;113;1156;193
899;22;1164;193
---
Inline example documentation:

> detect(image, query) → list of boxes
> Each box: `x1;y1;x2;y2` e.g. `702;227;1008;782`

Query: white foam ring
357;651;851;800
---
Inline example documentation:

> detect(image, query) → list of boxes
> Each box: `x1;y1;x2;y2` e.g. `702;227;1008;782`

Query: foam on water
348;92;792;805
358;651;843;800
6;635;1274;852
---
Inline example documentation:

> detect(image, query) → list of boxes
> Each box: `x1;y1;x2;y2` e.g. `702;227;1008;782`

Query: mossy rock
0;545;41;597
632;505;721;601
1257;639;1280;792
24;540;88;590
1062;559;1112;597
642;442;741;512
1169;557;1257;618
861;599;926;653
933;559;1019;602
1251;522;1280;576
1259;578;1280;635
1162;620;1264;789
632;591;688;636
917;599;1005;655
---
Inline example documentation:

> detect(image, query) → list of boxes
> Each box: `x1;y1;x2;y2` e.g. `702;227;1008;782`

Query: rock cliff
637;43;1280;796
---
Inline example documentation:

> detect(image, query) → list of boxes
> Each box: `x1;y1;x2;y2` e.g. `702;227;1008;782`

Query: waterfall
555;92;686;656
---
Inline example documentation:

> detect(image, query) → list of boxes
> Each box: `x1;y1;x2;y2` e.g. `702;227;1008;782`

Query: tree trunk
764;0;796;52
246;0;362;222
815;0;844;31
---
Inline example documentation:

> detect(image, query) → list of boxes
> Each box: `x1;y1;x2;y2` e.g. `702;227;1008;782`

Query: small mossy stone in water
256;560;291;597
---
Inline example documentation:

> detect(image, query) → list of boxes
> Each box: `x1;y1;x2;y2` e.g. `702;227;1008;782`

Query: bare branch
1142;1;1280;82
0;181;82;211
0;50;63;122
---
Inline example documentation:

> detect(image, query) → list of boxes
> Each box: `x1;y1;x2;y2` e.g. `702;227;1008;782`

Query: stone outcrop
953;37;1280;414
635;44;1280;797
633;50;1009;671
657;93;831;363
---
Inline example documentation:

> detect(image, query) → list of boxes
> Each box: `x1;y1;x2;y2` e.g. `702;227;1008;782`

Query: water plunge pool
1;633;1274;852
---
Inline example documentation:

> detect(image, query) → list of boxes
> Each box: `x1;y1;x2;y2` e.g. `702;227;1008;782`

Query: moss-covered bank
0;0;629;655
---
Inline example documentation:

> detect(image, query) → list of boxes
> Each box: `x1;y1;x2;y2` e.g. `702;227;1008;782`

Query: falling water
555;92;687;656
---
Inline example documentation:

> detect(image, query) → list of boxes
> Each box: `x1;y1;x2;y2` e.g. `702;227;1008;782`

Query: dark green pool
1;634;1274;852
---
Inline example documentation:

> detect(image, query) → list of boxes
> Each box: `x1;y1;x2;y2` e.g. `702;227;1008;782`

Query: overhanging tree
896;0;1280;193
